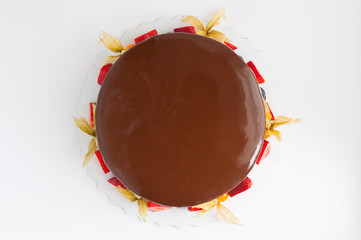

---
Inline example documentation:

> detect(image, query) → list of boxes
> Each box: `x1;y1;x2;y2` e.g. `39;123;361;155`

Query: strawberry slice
174;26;196;34
247;61;265;84
107;177;127;189
187;207;203;212
224;42;237;50
256;140;271;165
267;102;275;121
89;102;96;128
97;63;113;86
134;29;158;44
94;150;109;174
147;201;172;212
228;177;253;197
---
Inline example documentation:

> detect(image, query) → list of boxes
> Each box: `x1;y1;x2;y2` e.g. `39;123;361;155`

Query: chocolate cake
95;33;266;207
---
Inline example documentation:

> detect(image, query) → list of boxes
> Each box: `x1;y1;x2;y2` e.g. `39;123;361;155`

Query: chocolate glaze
96;33;265;207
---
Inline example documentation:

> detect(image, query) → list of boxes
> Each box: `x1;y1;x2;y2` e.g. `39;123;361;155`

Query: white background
1;0;360;239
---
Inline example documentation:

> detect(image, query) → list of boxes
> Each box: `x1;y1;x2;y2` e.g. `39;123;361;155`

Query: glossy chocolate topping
96;33;265;207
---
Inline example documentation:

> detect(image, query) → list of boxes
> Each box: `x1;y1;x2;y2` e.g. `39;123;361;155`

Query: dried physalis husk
73;116;98;167
266;118;272;130
104;54;121;65
193;194;241;226
205;7;225;33
267;129;282;140
267;116;301;140
207;30;229;42
87;137;95;151
263;100;272;121
271;116;301;129
138;198;148;222
116;187;137;202
99;31;125;53
133;193;142;199
263;100;300;140
194;193;229;218
99;32;127;64
216;202;242;226
194;200;217;211
183;15;205;31
193;200;216;218
196;30;206;36
114;187;149;222
183;8;228;43
194;209;208;218
73;116;96;137
83;137;98;167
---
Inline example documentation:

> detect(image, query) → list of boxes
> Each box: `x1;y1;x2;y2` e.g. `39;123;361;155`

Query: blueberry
260;87;266;99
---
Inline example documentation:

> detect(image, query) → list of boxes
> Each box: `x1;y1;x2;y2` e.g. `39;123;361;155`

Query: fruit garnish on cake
73;8;300;226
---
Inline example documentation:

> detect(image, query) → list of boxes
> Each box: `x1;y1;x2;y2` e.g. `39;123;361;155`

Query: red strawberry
95;150;109;174
256;140;271;165
97;63;113;86
134;29;158;44
187;207;203;212
89;102;96;128
247;61;265;84
228;177;253;197
174;26;196;34
147;201;172;212
267;102;275;121
107;177;127;189
224;41;237;50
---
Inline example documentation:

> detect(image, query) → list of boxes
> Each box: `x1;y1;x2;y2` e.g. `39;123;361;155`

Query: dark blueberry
260;87;266;99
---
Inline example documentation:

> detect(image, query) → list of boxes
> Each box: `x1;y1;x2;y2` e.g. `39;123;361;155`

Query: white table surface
0;0;360;239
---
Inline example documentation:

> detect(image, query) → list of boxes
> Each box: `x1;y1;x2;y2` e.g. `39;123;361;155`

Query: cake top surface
95;33;265;207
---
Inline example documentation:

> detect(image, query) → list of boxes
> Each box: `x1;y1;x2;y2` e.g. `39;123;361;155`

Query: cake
95;33;265;207
73;8;299;225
